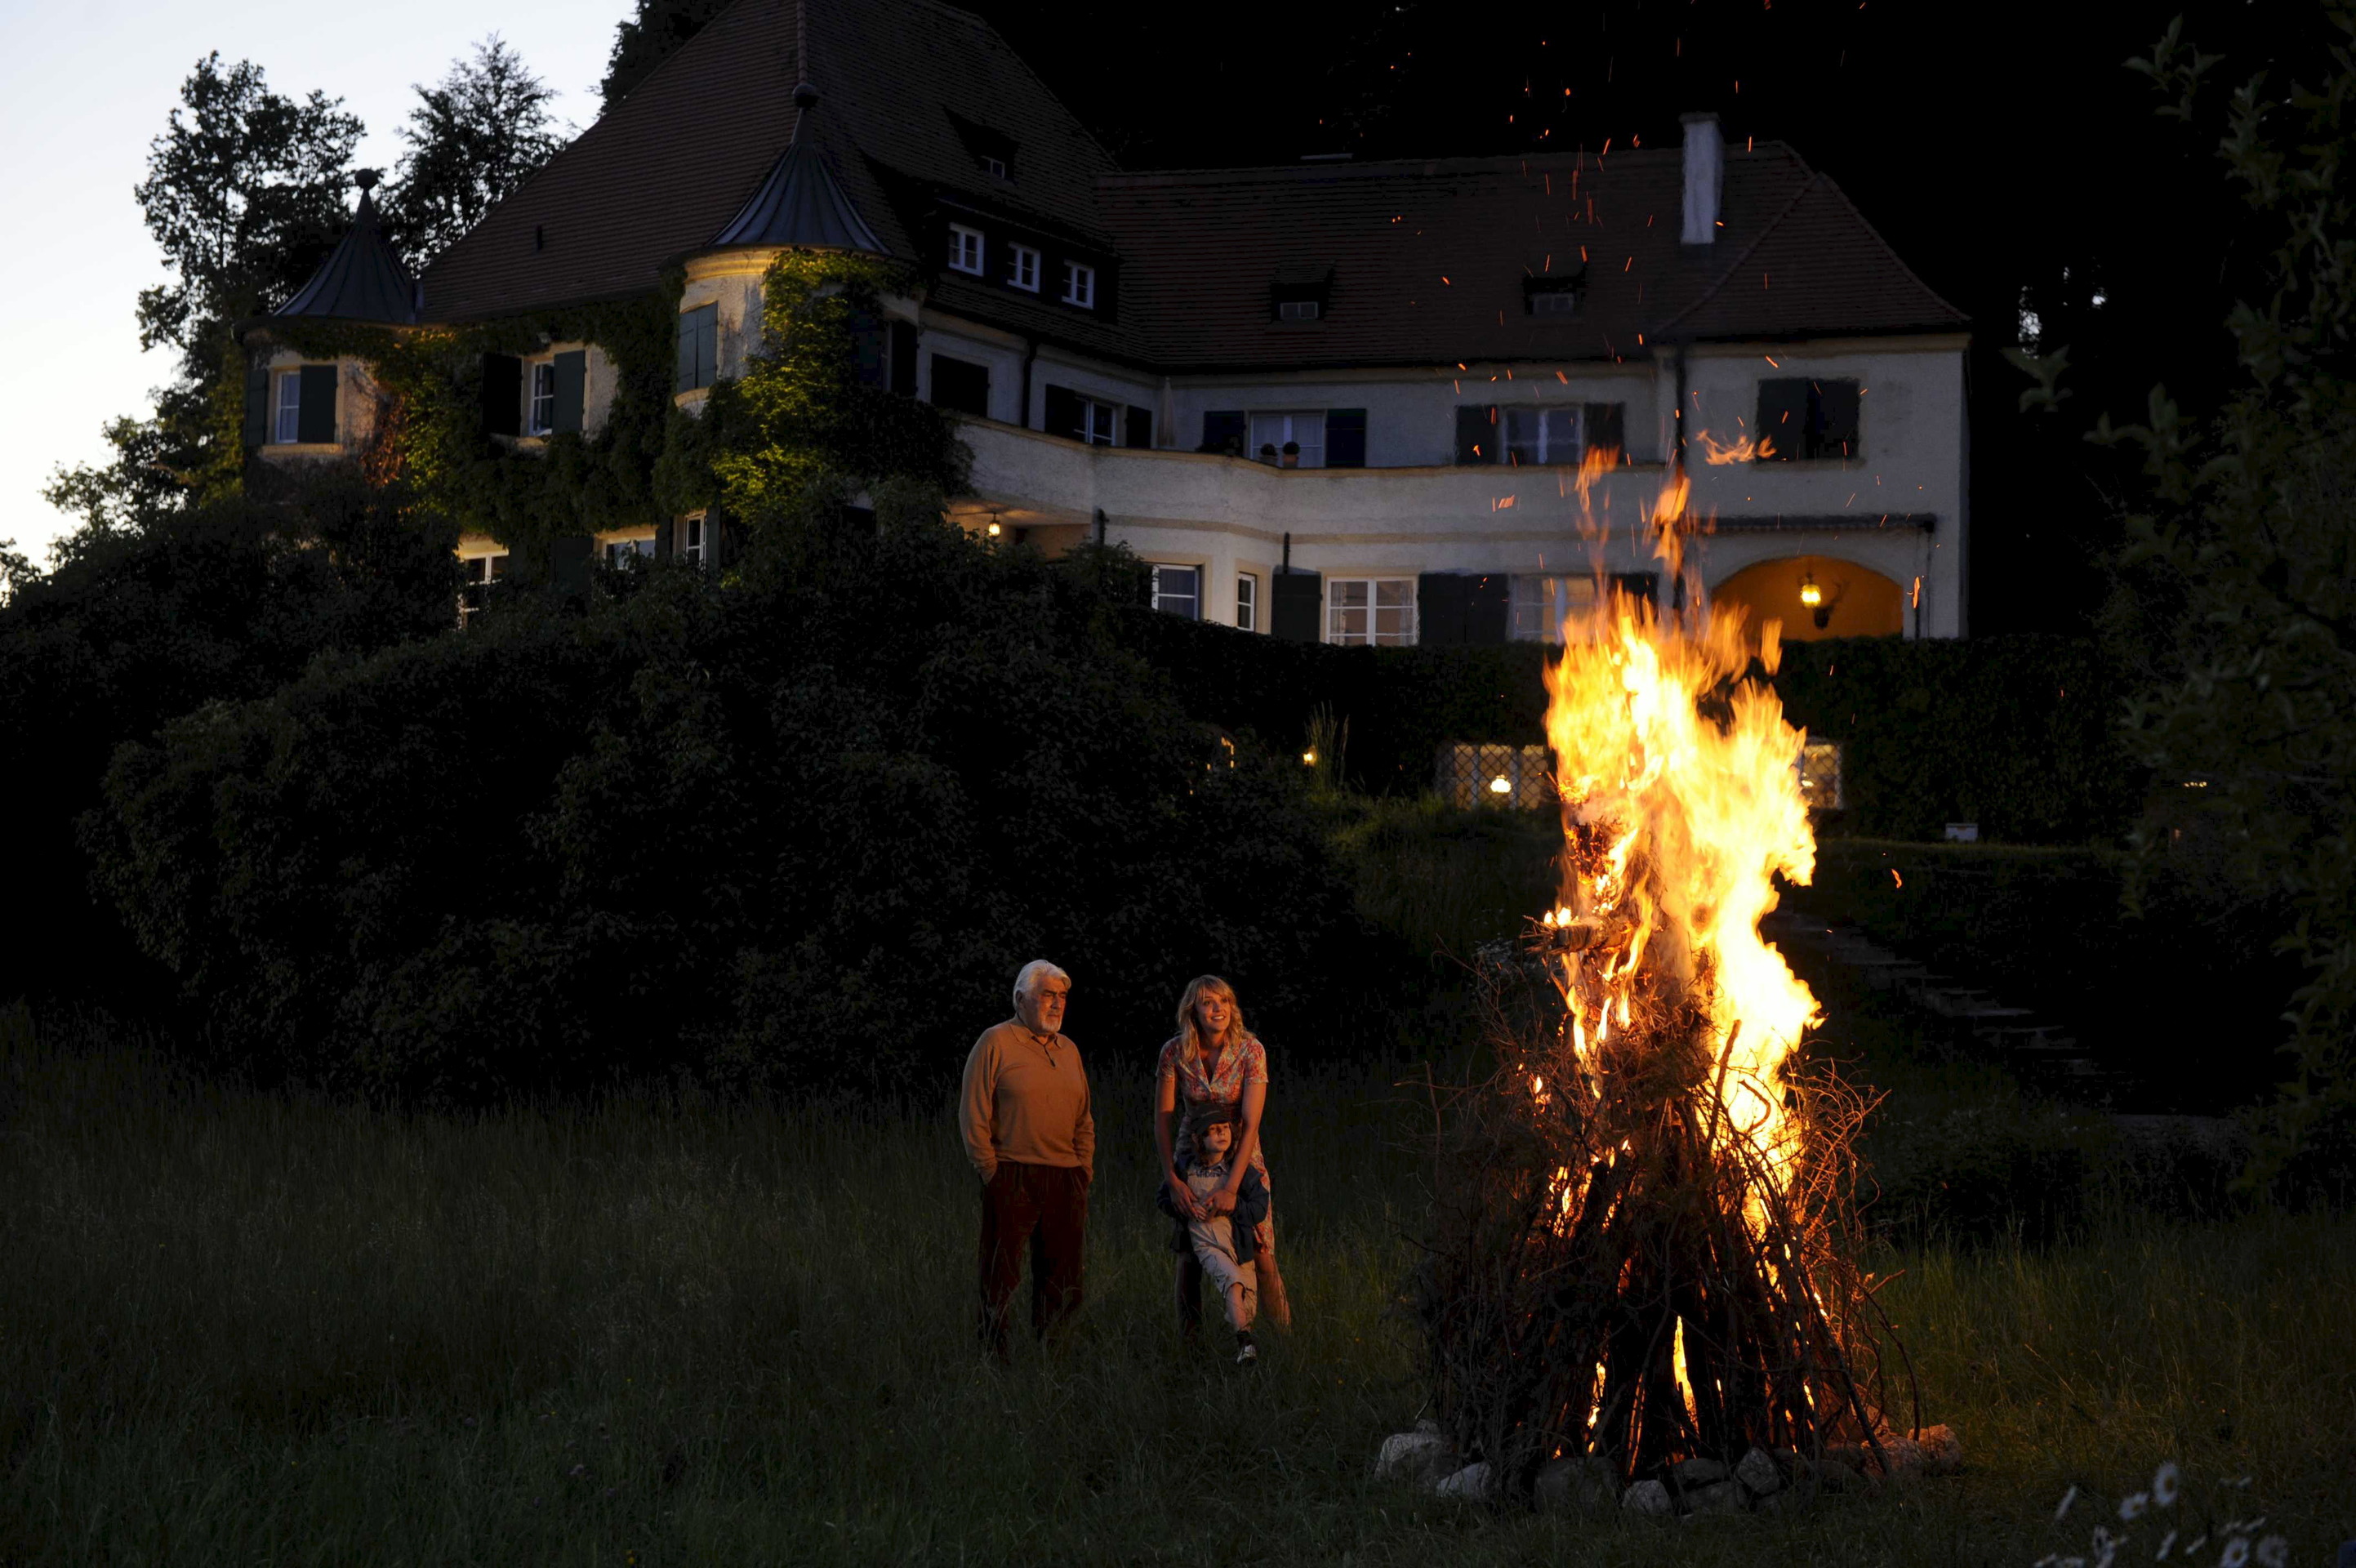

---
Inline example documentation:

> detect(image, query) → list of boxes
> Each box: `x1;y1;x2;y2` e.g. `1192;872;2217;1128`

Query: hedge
1124;617;2143;846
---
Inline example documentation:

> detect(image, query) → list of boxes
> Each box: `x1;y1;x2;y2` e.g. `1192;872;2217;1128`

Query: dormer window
1009;244;1040;292
948;224;986;275
1524;275;1582;317
1061;261;1097;309
1271;264;1334;323
947;111;1018;184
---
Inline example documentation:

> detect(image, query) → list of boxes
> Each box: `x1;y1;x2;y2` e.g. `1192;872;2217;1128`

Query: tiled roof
712;101;887;253
420;0;1120;322
274;186;417;324
416;0;1960;368
1096;145;1963;372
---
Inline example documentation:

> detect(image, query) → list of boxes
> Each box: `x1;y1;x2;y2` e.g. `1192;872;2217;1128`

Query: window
1151;564;1201;620
1525;278;1580;316
1510;574;1599;641
1276;299;1321;322
1248;411;1325;468
679;513;706;566
1008;244;1040;292
1328;577;1417;645
604;537;654;565
982;154;1008;180
930;354;991;417
1044;385;1135;446
458;553;509;585
948;224;985;275
528;362;557;435
273;371;303;443
1503;407;1581;466
1797;740;1844;810
1437;742;1552;808
1061;261;1096;308
676;304;718;392
1755;377;1862;461
1236;572;1258;632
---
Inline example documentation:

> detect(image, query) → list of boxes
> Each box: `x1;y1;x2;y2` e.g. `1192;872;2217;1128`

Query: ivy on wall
260;249;965;564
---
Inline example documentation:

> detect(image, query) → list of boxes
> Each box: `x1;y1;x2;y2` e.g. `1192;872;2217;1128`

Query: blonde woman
1155;976;1291;1331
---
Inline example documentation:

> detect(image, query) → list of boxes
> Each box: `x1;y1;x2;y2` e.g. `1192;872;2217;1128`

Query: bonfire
1414;475;1920;1505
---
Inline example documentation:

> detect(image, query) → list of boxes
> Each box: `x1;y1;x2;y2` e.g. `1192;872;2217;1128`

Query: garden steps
1761;912;2122;1104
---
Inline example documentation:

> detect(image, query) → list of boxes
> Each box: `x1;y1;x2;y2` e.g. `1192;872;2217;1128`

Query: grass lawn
3;1001;2350;1566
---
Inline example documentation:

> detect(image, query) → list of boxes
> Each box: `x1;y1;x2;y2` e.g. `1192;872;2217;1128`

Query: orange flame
1540;535;1820;1200
1695;430;1776;465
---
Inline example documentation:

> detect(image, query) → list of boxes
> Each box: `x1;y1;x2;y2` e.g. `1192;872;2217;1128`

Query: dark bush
0;472;457;1010
84;494;1392;1102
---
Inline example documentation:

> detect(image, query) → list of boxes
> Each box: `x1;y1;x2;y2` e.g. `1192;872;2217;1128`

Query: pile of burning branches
1412;590;1917;1503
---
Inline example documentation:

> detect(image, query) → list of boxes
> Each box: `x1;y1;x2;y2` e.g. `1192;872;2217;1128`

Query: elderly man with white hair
960;959;1094;1360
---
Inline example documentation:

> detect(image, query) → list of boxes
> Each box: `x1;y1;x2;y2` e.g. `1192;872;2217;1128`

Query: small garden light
1302;749;1317;766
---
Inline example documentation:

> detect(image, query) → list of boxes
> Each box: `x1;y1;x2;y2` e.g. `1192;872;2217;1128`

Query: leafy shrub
0;471;457;1009
84;492;1391;1102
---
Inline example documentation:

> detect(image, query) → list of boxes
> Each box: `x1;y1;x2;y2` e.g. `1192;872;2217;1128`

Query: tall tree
383;36;568;270
2106;9;2356;1188
132;52;361;368
599;0;731;112
46;55;359;536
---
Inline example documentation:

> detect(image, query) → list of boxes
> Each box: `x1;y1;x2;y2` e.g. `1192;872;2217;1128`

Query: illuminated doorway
1709;555;1904;640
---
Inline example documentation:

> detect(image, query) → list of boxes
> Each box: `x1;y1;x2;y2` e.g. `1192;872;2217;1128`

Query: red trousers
978;1161;1087;1358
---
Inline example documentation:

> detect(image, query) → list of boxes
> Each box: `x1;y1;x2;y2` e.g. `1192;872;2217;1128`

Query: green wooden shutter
296;365;337;444
849;311;888;388
1465;572;1512;644
482;354;523;436
1454;405;1494;464
1200;410;1245;455
553;350;586;434
1756;379;1806;461
889;320;917;395
1325;408;1368;467
1042;385;1084;441
1125;406;1153;448
550;536;592;599
243;367;269;447
1272;570;1322;643
1610;572;1659;608
1583;402;1626;462
1417;574;1470;645
1815;380;1862;460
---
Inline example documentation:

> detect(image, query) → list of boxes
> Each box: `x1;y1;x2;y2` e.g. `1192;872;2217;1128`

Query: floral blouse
1158;1031;1271;1180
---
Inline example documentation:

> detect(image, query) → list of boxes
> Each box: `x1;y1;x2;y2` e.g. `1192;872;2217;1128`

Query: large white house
253;0;1969;645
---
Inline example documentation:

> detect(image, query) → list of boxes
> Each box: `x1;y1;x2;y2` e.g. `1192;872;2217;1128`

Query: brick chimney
1681;113;1722;245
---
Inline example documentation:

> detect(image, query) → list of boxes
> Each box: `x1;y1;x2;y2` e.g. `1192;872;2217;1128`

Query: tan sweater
959;1018;1094;1183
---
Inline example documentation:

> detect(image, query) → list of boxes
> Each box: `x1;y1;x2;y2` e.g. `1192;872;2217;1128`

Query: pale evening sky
0;0;631;564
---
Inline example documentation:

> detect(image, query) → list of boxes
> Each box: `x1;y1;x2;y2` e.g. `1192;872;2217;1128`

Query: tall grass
2;1000;2350;1566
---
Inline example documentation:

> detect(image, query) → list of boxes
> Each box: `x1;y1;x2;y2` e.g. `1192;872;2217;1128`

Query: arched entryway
1709;555;1904;640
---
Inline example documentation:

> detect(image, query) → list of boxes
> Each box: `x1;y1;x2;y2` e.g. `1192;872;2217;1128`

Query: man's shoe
1235;1334;1258;1365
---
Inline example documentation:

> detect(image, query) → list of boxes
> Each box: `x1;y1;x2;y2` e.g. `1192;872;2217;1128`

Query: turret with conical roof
707;85;884;255
275;171;420;324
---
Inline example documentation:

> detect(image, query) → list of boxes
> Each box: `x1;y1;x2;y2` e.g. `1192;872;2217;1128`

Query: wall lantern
985;510;1004;539
1797;570;1839;630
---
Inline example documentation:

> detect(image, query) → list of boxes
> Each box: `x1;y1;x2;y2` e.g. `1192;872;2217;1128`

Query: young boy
1155;1106;1270;1363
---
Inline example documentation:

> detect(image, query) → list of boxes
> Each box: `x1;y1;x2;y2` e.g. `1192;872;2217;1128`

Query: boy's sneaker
1235;1332;1258;1365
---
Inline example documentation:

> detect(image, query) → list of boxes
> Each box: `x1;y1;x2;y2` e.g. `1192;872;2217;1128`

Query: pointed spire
276;171;420;324
708;83;887;254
